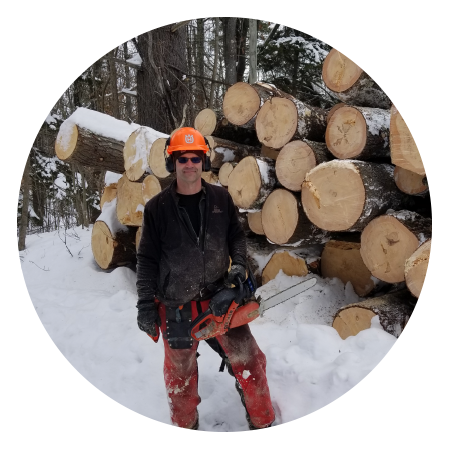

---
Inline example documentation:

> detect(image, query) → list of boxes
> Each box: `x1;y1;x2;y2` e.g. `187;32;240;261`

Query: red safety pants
158;300;275;429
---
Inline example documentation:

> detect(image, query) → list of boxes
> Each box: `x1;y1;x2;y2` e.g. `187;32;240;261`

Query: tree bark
322;49;392;109
222;18;237;87
360;210;432;283
18;155;31;250
208;136;260;169
209;18;220;108
248;20;257;84
108;49;120;119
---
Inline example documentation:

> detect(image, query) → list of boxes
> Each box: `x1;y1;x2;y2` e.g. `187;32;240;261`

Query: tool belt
163;305;194;349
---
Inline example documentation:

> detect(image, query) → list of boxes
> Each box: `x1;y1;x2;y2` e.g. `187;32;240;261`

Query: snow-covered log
55;108;139;173
332;289;415;339
228;156;276;210
394;166;428;196
360;210;432;283
322;49;391;109
193;108;259;146
301;160;409;232
123;126;168;181
325;105;390;160
262;189;331;245
390;105;425;175
276;140;333;192
256;95;327;149
91;198;137;269
321;240;383;297
116;174;145;226
208;136;260;169
405;239;431;298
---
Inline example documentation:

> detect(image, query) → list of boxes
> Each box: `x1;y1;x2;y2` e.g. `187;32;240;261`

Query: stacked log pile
55;52;432;340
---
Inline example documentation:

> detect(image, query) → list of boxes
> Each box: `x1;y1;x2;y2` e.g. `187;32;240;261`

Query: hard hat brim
167;144;209;154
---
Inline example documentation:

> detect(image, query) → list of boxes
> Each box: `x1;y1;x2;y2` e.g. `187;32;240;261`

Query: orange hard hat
166;127;209;154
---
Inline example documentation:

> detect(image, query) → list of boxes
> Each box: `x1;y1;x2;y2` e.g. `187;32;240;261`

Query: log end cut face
223;82;261;126
405;239;431;298
301;161;365;231
256;97;298;149
55;121;78;160
135;226;142;252
228;156;262;209
261;189;298;244
91;221;115;270
142;175;162;204
322;48;363;93
333;307;376;340
148;138;171;178
124;127;152;181
326;106;367;159
390;106;425;175
360;215;420;283
247;211;265;235
116;176;144;226
262;251;308;285
194;109;217;136
394;166;428;195
100;184;117;210
218;162;235;187
276;141;317;191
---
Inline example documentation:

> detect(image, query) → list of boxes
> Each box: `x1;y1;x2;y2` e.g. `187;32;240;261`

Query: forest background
4;2;448;450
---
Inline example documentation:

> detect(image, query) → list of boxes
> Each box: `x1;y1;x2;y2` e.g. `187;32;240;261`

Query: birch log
208;136;260;169
404;239;431;298
360;210;432;283
322;48;391;109
394;166;428;196
325;106;390;160
301;160;409;232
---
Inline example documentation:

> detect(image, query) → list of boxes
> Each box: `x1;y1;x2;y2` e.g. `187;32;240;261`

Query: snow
64;107;141;143
126;53;142;67
97;199;128;236
105;172;123;186
214;146;235;162
19;227;398;432
121;88;137;96
273;36;328;63
256;158;270;184
128;126;168;170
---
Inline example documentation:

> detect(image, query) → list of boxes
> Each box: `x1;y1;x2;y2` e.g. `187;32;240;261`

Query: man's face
175;152;203;185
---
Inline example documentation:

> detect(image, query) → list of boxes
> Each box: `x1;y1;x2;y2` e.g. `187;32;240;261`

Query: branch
171;20;192;32
258;23;280;56
166;64;232;86
29;260;50;271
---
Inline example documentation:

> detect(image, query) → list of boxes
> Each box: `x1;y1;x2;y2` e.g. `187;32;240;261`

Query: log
142;174;175;204
321;240;382;297
218;162;237;187
193;108;259;146
261;250;308;285
248;211;265;235
222;82;263;125
55;121;125;173
261;145;280;160
123;126;167;181
390;105;425;175
405;239;431;298
325;105;390;160
261;188;331;245
100;172;122;210
360;210;432;283
256;96;327;148
136;226;142;252
201;171;219;185
116;174;145;226
148;138;172;179
91;198;137;269
228;156;276;210
326;103;346;123
332;289;416;339
275;140;333;192
322;48;391;109
301;160;409;232
208;136;260;169
394;166;428;196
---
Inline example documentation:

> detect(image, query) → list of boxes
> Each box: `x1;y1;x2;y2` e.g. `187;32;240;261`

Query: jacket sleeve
136;198;161;307
226;192;247;269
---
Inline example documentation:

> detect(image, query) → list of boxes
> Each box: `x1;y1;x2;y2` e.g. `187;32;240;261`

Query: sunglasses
177;156;202;164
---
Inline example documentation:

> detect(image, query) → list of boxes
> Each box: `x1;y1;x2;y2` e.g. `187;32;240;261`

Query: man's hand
228;264;246;286
137;301;161;337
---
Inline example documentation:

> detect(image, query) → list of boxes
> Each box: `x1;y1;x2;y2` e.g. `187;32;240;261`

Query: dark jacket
136;179;247;307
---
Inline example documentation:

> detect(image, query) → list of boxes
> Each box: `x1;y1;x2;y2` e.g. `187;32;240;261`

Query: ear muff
164;137;175;173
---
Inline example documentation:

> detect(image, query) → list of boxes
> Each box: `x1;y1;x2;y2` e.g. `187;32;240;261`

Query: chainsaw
188;273;317;341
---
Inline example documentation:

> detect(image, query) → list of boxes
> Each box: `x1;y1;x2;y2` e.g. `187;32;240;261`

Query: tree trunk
248;20;257;84
394;166;428;196
321;240;383;297
301;160;410;232
332;289;415;339
360;210;432;283
18;155;31;250
91;198;137;269
108;49;120;119
261;188;331;245
325;105;390;160
122;42;133;121
223;18;237;87
390;104;425;175
208;136;260;169
236;18;249;82
405;239;431;298
209;18;220;108
228;156;276;210
55;121;125;173
276;140;333;192
322;49;392;109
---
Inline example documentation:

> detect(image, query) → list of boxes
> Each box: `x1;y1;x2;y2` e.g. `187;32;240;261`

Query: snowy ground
19;226;397;432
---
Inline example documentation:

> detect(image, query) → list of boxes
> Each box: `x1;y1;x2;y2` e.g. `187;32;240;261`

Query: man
136;127;275;430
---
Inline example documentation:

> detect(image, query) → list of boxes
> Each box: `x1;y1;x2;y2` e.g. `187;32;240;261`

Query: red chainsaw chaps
158;300;274;429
